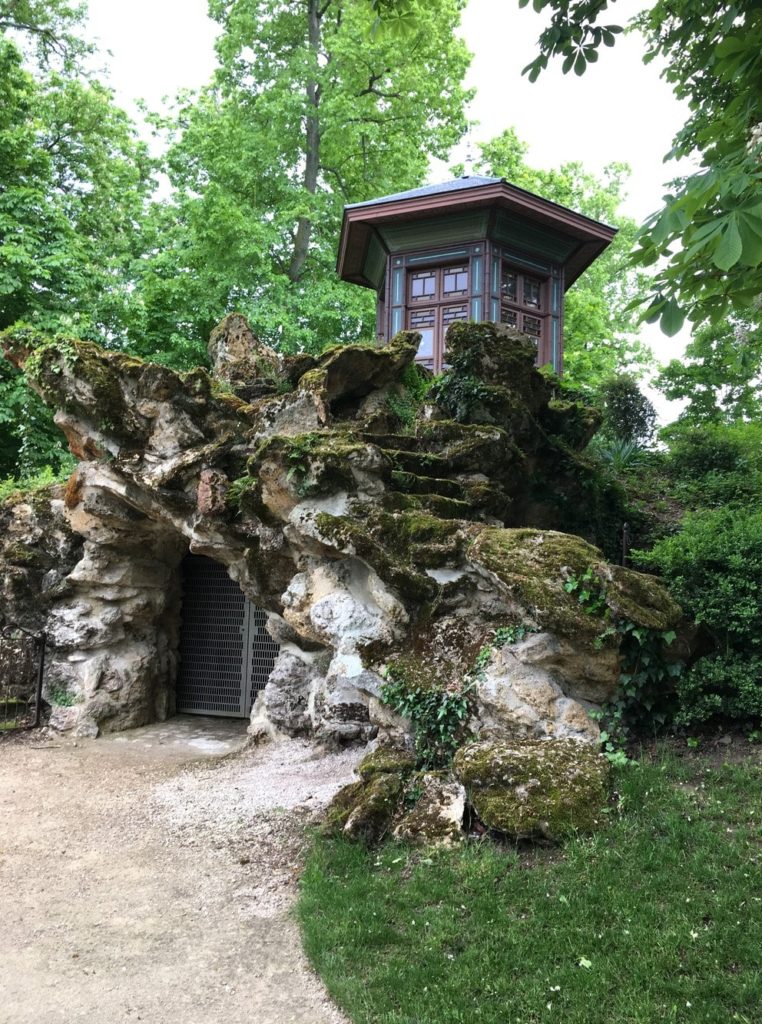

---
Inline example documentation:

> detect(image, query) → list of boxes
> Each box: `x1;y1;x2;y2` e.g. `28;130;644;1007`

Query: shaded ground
0;718;356;1024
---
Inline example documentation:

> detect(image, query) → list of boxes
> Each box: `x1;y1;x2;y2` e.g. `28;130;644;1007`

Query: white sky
86;0;691;413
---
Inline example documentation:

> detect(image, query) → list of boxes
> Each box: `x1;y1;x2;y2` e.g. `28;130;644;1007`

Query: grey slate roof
345;175;504;209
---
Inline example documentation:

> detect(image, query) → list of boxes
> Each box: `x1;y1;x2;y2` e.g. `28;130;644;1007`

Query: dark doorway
177;555;279;718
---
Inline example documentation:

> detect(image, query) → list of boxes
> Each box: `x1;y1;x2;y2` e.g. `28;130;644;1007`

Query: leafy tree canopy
467;127;652;388
518;0;762;336
656;316;762;425
0;0;91;69
0;7;154;477
130;0;473;358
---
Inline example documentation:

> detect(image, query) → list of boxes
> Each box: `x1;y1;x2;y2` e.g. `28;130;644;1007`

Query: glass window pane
523;314;542;339
501;267;517;301
524;276;542;308
443;265;468;295
416;328;434;362
442;303;468;326
500;306;518;327
409;308;435;328
410;271;435;299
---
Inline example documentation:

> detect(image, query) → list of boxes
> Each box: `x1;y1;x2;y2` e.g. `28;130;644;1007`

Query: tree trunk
287;0;321;283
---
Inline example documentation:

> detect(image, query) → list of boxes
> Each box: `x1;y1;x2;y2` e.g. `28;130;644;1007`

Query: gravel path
0;722;357;1024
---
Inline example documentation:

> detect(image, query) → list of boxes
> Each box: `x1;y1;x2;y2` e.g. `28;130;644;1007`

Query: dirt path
0;719;356;1024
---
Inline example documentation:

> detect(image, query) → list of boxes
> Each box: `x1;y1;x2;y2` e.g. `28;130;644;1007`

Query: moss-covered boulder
393;773;466;847
323;773;404;844
357;744;417;781
453;739;610;842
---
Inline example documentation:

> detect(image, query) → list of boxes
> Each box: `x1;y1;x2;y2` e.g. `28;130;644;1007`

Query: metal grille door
176;555;279;717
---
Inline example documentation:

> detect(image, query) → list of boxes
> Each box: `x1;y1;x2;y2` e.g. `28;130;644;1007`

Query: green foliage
225;474;258;511
597;620;683;751
638;505;762;727
380;665;472;769
0;461;73;504
47;683;76;707
656;316;762;425
518;0;762;331
386;364;431;430
639;507;762;654
492;624;534;647
674;654;762;729
133;0;472;355
428;373;489;421
596;373;656;445
563;566;608;619
660;420;762;512
586;436;648;477
564;567;683;748
300;753;762;1024
0;0;92;71
0;11;155;476
471;128;652;389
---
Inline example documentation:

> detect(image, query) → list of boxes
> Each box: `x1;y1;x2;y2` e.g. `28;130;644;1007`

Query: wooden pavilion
336;175;617;374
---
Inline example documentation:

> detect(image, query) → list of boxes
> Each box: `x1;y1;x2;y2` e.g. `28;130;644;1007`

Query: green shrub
675;654;762;728
639;506;762;653
637;505;762;727
661;420;762;511
597;372;656;445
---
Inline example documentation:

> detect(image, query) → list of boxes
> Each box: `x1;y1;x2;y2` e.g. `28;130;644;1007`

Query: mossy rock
600;563;682;631
467;527;606;643
357;745;417;781
325;772;404;845
454;739;610;842
393;772;466;847
542;399;602;451
322;780;367;836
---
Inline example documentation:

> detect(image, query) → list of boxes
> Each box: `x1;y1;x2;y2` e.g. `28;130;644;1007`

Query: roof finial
463;131;474;179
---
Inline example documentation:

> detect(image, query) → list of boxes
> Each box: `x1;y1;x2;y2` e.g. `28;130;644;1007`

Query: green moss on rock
601;564;682;631
357;745;416;781
393;772;465;847
454;739;610;841
322;781;366;836
326;772;404;845
468;527;606;642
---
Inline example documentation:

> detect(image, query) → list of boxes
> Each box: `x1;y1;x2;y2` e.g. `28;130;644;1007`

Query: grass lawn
298;748;761;1024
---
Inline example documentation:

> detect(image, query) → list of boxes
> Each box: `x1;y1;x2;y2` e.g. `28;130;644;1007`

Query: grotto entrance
176;554;279;718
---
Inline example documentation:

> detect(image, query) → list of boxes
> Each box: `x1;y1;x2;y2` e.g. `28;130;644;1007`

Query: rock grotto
0;317;689;841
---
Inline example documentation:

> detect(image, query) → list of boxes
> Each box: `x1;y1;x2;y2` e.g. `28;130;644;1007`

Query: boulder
472;639;601;744
393;773;466;847
324;772;404;844
453;738;610;841
357;743;416;780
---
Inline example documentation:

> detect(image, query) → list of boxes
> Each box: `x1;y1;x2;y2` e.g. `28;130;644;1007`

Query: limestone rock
0;316;691;746
454;739;610;841
207;312;281;393
324;772;404;844
393;773;465;847
472;640;601;744
261;650;315;734
357;744;416;780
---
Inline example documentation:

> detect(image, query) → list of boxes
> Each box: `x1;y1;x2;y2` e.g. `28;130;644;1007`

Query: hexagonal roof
337;176;617;290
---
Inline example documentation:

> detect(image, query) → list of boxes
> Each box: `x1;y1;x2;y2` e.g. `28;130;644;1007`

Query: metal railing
0;624;46;732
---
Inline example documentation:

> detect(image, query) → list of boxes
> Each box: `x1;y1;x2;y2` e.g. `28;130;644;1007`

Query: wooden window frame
406;263;470;372
500;261;549;347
